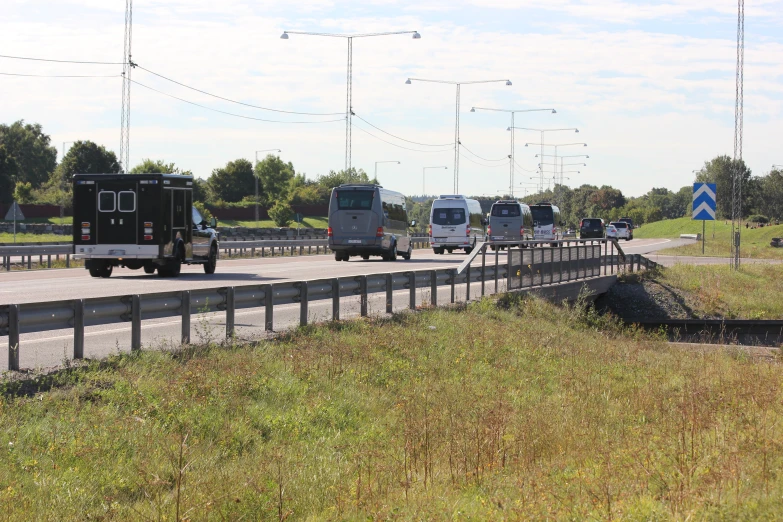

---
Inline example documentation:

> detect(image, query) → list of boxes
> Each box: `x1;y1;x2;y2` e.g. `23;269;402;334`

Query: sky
1;0;782;199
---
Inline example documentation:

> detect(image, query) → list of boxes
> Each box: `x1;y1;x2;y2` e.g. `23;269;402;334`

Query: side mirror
210;217;217;228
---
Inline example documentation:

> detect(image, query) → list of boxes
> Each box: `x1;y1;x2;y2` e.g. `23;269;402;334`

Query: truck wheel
203;244;217;274
361;254;370;260
334;252;342;261
144;265;156;274
464;247;473;255
98;265;113;278
389;244;398;261
401;247;412;260
88;267;101;278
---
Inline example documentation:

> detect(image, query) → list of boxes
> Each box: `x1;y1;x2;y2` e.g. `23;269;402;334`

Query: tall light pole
254;149;281;227
512;127;578;192
469;107;556;198
61;141;74;222
282;30;420;173
406;78;513;193
525;142;586;189
423;166;448;195
374;160;400;182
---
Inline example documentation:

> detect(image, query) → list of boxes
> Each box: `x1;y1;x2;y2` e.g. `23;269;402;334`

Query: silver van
429;195;485;255
487;200;533;249
328;184;414;261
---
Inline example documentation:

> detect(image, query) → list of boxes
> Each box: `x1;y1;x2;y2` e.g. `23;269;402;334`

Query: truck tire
203;244;217;274
143;264;156;274
98;264;113;278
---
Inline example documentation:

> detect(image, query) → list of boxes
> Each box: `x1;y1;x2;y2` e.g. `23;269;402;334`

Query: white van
429;195;485;254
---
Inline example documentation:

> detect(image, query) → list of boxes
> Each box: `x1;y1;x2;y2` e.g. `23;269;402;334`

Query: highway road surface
0;238;697;372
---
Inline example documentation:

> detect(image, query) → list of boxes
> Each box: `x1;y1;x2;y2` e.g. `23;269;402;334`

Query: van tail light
428;224;432;237
521;226;525;236
376;227;384;237
327;227;333;237
81;235;90;241
466;225;471;237
487;225;492;235
579;220;583;228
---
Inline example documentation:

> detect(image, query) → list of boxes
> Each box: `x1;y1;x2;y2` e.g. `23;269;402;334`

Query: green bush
268;200;294;227
748;214;769;223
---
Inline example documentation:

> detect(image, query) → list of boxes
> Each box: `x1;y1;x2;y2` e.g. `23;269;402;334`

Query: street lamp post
254;149;282;228
282;30;420;173
511;128;578;192
469;107;556;198
422;166;448;195
61;141;73;222
406;78;513;193
525;142;587;189
374;160;400;182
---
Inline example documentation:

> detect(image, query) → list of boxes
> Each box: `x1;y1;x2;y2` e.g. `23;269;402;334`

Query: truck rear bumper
74;244;160;259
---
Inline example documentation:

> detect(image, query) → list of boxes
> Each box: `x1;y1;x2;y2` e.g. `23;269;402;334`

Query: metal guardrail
1;239;650;371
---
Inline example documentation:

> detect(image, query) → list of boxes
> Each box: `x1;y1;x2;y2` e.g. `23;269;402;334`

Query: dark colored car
579;218;605;239
618;217;634;230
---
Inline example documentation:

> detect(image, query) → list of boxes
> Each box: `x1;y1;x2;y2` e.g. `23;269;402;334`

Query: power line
514;159;537;173
137;65;345;116
460;142;508;162
0;54;124;65
129;78;345;124
352;113;453;146
350;122;454;153
458;151;509;168
0;72;121;78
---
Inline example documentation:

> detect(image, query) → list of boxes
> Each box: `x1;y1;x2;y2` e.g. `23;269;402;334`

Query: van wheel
334;252;342;261
203;243;217;274
389;244;398;261
401;248;411;260
464;247;473;255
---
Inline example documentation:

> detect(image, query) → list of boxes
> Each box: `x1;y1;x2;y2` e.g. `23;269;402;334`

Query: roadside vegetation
0;232;70;243
634;217;783;259
2;296;783;520
218;216;328;229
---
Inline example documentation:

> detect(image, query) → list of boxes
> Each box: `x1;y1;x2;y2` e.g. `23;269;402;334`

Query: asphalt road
0;237;693;372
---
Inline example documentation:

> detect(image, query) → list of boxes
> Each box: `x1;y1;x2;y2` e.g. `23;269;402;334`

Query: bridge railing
0;238;652;372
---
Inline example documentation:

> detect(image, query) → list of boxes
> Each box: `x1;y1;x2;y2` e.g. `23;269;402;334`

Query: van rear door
490;203;522;240
96;180;138;245
431;201;467;244
330;189;379;245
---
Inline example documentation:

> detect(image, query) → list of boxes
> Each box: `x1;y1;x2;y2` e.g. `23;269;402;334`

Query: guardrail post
66;254;71;268
481;248;486;296
181;291;191;344
494;249;499;294
610;242;615;274
8;304;20;371
558;244;563;283
47;255;51;269
450;268;456;303
263;284;273;331
226;287;236;338
331;278;340;321
386;273;393;314
360;275;368;317
466;262;472;301
637;254;641;272
73;299;84;360
408;272;416;310
27;256;31;270
576;245;581;280
131;295;141;351
251;247;256;257
261;247;265;258
300;282;309;326
430;270;437;307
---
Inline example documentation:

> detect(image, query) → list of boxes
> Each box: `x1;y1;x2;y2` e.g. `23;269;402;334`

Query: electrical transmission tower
730;0;744;269
119;0;134;173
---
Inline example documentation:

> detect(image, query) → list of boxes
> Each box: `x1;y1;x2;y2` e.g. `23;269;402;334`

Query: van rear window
491;204;520;217
432;208;466;225
337;190;374;210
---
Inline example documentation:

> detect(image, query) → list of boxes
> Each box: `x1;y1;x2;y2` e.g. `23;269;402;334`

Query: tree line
0;120;376;226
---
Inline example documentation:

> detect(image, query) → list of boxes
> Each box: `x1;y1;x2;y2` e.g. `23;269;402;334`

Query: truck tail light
376;227;384;237
81;222;90;227
466;225;471;237
144;222;153;227
327;227;333;237
81;235;90;241
144;235;153;241
488;225;492;235
81;228;90;234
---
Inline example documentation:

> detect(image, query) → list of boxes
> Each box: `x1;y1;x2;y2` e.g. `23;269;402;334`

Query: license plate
108;250;126;255
434;237;447;241
347;240;362;244
492;236;504;240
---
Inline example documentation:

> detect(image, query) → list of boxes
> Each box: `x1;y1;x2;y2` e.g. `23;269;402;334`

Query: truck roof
73;173;194;181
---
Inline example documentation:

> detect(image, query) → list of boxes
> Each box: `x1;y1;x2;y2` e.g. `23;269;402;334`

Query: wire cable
460;142;508;162
352;113;453;147
458;151;510;168
0;72;121;78
350;122;454;153
514;159;537;173
0;54;124;65
129;78;345;124
137;65;344;116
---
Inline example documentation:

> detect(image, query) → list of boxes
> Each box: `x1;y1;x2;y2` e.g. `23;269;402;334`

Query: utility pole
119;0;134;173
730;0;744;269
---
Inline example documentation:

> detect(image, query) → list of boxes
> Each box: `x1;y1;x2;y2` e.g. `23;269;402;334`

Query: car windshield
491;204;520;217
432;208;466;225
530;206;554;225
336;190;374;210
582;219;602;228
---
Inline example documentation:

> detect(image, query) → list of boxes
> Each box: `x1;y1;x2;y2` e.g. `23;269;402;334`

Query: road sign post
692;183;717;255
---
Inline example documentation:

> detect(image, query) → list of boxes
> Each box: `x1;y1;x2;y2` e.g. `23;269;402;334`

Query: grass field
2;296;783;520
0;233;70;244
656;263;783;319
635;217;783;258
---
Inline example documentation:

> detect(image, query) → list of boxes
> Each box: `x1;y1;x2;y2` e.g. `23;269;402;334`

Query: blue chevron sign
692;183;717;221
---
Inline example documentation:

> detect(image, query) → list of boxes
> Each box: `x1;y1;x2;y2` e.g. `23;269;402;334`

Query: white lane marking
626;238;671;248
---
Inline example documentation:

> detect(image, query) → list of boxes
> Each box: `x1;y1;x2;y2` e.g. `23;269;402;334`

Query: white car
609;221;632;240
606;224;619;239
